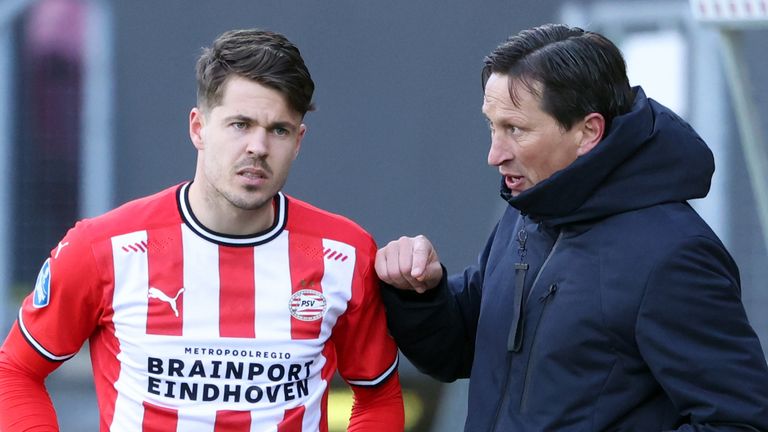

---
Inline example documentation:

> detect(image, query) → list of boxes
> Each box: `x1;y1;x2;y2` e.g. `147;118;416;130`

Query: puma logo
55;241;69;259
148;287;185;317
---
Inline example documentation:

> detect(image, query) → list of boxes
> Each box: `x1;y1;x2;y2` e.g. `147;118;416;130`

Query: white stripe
176;407;214;432
16;309;76;361
318;239;355;339
182;225;220;338
253;231;292;340
250;415;277;432
301;379;327;432
110;230;151;431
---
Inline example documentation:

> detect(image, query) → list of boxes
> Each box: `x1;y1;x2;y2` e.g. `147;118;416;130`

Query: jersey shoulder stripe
346;356;399;387
16;309;76;361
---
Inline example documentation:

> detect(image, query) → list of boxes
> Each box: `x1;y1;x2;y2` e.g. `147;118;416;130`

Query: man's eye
274;127;289;136
232;122;247;130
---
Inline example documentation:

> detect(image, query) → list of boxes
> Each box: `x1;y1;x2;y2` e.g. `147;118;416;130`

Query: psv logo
289;289;327;321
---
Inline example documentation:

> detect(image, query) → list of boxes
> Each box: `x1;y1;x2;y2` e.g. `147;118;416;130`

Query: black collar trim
176;182;287;247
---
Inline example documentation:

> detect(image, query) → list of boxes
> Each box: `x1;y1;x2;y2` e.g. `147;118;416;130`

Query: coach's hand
375;235;443;293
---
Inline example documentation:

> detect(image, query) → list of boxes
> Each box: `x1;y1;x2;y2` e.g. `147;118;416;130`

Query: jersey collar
176;182;287;246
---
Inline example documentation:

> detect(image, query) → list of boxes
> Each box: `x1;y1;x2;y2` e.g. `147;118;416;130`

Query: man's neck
187;182;275;236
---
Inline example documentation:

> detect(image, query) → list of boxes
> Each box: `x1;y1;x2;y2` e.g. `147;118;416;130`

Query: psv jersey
15;183;399;431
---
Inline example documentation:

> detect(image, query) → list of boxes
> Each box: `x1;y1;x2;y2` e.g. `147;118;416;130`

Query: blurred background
1;0;766;430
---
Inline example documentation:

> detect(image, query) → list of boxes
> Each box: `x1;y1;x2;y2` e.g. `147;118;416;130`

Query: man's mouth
505;175;524;191
238;168;267;179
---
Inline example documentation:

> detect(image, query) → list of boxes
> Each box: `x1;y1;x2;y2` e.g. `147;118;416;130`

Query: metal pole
0;0;37;332
80;0;114;219
718;28;768;257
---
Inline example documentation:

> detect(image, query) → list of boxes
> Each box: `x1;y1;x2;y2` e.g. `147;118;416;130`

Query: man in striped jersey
0;28;404;431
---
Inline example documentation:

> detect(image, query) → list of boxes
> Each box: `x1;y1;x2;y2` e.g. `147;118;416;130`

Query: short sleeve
17;221;104;362
332;240;399;386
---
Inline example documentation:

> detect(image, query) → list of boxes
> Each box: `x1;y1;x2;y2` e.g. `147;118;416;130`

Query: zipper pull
516;226;528;261
539;284;558;302
507;262;528;352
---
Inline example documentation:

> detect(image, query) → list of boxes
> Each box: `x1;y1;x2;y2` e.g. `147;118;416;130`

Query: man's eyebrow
221;115;298;131
222;114;253;123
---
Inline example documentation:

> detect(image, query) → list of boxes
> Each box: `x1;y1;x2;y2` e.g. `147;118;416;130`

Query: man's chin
228;190;274;211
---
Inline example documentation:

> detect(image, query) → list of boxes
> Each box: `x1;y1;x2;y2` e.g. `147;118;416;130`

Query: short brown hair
195;29;315;116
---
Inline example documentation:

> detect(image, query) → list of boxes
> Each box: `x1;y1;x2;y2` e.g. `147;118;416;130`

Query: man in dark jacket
376;23;768;431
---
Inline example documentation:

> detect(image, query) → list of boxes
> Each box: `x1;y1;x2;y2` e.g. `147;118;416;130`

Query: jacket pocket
520;283;558;413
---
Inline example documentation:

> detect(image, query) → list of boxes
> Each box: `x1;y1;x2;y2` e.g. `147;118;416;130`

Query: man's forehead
485;74;543;109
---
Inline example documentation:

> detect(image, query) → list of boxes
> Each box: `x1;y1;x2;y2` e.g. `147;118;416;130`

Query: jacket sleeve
0;322;61;431
380;225;497;383
347;371;404;432
636;236;768;431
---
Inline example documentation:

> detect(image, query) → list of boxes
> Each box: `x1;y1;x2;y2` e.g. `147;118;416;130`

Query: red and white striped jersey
14;183;399;431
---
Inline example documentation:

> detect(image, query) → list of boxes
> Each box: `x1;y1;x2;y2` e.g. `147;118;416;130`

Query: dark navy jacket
382;88;768;431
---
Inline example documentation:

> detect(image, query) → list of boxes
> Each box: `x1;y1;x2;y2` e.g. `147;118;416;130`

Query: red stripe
142;401;178;432
92;239;121;428
146;227;184;335
214;410;251;431
319;344;336;432
219;246;256;338
288;233;325;340
277;406;305;432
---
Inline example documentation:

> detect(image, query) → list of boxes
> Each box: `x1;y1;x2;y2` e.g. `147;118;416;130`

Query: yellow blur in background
328;387;425;431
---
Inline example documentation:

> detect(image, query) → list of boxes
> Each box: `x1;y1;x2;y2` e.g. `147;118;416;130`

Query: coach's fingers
410;235;434;280
376;238;413;289
376;235;441;293
410;235;442;292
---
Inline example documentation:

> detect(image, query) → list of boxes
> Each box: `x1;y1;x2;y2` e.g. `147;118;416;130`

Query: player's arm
335;239;404;431
0;223;103;431
0;322;61;431
347;371;404;432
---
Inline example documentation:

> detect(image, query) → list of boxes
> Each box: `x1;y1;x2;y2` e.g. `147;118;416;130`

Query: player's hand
375;235;443;293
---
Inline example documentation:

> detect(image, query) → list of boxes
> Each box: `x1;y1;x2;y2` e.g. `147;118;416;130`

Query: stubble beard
220;185;274;212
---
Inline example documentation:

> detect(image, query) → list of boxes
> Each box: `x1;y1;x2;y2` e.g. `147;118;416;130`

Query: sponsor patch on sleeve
33;258;51;308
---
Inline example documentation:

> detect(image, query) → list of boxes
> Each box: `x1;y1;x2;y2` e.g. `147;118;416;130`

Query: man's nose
246;128;269;155
487;137;509;166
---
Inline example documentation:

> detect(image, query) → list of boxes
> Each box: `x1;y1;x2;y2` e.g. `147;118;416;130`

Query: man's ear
293;124;306;160
577;112;605;156
189;107;205;150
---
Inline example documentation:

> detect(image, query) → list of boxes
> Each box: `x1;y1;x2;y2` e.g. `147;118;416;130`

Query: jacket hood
501;87;714;226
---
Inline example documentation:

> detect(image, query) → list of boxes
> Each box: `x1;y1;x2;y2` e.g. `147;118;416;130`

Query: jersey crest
33;258;52;308
289;289;327;321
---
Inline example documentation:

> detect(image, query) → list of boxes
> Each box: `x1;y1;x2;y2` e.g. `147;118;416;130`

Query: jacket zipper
489;352;514;431
520;283;558;413
490;229;562;431
490;221;529;430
